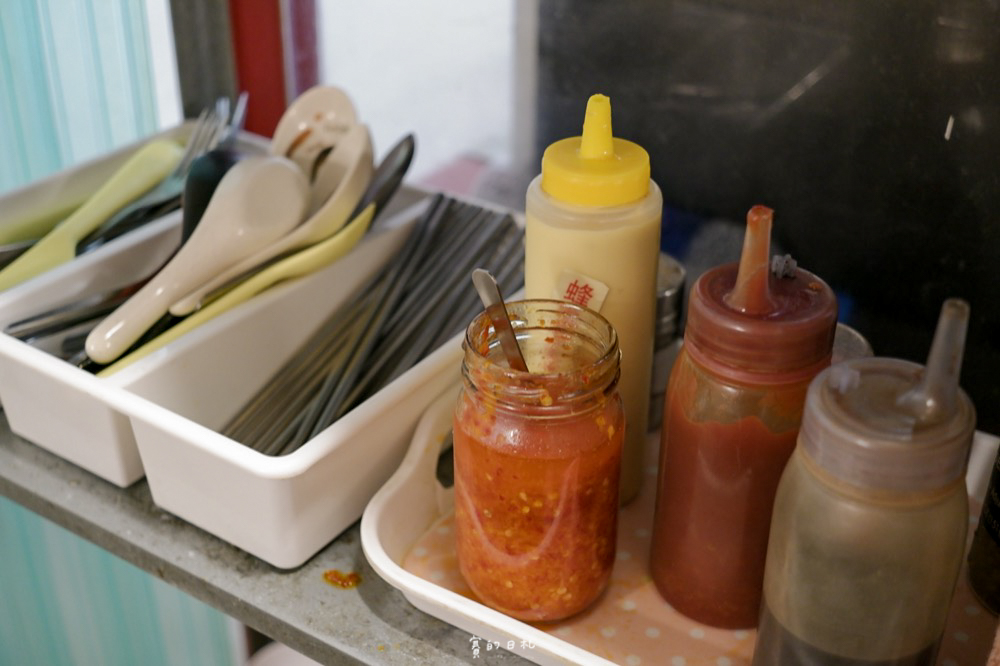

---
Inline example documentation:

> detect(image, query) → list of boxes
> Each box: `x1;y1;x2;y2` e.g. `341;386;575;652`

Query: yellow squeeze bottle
525;93;663;504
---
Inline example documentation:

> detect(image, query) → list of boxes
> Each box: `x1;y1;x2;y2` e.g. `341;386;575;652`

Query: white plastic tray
100;193;471;569
0;128;468;570
0;127;270;487
361;387;1000;666
0;216;181;485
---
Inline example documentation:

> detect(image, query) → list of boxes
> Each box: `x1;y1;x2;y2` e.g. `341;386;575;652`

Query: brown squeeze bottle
649;205;838;628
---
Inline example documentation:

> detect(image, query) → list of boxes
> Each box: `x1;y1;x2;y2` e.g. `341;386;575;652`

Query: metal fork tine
174;111;210;176
72;99;232;255
184;96;233;174
215;96;229;123
175;108;213;173
192;108;221;159
228;92;249;141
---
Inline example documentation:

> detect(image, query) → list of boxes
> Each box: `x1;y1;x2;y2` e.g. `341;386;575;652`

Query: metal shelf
0;417;527;665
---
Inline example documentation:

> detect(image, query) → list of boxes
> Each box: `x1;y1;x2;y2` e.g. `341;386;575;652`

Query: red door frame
227;0;318;138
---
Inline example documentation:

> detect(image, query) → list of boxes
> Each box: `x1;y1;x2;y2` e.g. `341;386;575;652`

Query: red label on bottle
554;271;609;312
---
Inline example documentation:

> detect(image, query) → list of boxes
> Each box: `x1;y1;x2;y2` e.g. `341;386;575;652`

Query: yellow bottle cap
540;94;650;207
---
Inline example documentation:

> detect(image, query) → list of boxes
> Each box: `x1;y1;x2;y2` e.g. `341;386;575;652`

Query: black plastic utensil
182;147;243;239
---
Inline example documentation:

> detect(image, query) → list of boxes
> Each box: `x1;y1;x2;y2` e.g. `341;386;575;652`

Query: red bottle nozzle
724;205;779;315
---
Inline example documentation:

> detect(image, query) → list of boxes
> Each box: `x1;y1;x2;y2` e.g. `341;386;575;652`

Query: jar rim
462;299;621;412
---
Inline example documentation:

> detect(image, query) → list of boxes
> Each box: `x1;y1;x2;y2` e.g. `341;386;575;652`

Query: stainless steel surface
0;416;525;665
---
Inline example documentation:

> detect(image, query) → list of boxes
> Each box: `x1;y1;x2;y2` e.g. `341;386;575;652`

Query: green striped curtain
0;498;240;666
0;2;241;664
0;0;159;192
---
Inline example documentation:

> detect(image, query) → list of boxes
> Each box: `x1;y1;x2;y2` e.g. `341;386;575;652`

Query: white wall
316;1;529;183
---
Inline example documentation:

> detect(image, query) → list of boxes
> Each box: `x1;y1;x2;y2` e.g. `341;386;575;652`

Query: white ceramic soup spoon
167;123;374;317
85;155;309;364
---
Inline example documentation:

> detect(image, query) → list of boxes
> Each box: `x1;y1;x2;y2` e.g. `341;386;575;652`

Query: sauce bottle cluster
448;92;984;654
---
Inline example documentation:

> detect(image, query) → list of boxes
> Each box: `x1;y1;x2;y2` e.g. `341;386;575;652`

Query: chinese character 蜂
563;279;594;307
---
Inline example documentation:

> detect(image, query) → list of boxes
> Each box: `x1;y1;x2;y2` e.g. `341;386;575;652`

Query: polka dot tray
361;387;1000;666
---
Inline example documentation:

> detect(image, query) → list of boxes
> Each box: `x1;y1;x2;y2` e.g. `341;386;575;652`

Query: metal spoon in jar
471;268;528;372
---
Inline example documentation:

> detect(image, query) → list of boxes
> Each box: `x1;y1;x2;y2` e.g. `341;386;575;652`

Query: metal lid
656;252;685;318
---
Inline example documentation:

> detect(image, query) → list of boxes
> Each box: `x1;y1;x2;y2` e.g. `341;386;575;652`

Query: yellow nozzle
580;94;614;159
540;94;650;207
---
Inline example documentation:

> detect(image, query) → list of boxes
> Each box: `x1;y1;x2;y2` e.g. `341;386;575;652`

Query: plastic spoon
172;132;413;317
85;155;309;364
167;123;374;316
270;85;358;176
96;134;415;375
97;203;378;376
0;139;184;292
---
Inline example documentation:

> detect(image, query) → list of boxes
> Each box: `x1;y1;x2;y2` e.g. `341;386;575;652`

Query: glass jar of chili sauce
650;205;837;628
453;299;624;622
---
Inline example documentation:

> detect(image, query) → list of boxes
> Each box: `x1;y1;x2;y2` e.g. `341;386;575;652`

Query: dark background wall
536;0;1000;432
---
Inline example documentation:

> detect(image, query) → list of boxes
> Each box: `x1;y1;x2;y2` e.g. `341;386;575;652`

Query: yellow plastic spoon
97;203;376;376
0;139;183;292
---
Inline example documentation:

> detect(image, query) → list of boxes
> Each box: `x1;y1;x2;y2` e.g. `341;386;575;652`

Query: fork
74;100;231;254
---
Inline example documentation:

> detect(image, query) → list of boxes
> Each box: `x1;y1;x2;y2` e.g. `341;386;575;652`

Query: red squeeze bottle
649;205;837;629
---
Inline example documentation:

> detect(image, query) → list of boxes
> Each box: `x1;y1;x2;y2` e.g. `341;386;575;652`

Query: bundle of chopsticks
222;194;523;456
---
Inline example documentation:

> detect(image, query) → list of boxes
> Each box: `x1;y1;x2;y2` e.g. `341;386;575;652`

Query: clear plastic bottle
525;93;662;504
452;299;624;622
650;205;838;628
753;298;976;665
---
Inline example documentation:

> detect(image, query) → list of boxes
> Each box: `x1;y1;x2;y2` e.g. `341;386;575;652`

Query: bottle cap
684;206;838;381
800;299;976;492
540;94;650;206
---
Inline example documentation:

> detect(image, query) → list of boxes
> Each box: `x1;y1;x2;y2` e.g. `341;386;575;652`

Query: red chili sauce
650;356;802;628
323;569;361;589
453;389;623;622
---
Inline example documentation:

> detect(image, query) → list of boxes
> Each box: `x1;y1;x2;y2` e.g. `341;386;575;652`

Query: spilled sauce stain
323;569;362;589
